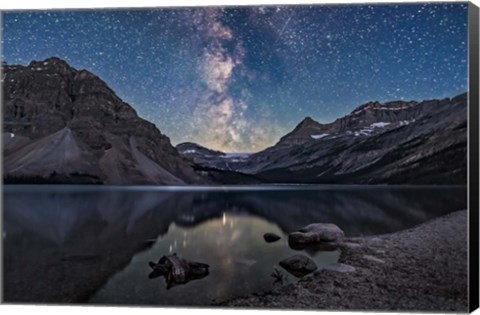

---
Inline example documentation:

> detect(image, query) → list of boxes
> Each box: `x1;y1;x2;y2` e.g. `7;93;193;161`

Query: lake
2;185;467;305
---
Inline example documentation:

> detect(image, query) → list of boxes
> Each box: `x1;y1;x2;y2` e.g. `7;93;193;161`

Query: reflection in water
3;185;466;305
90;214;338;305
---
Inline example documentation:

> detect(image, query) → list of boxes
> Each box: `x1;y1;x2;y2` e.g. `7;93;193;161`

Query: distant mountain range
199;92;468;185
2;57;467;185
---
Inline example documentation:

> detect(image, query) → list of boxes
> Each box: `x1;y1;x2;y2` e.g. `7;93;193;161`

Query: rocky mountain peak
226;92;467;184
452;92;468;104
28;56;69;66
350;100;419;116
297;116;321;128
276;116;324;146
269;92;468;149
2;57;203;185
176;142;226;157
25;57;76;76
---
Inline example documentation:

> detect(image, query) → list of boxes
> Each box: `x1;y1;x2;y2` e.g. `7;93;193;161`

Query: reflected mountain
3;185;466;304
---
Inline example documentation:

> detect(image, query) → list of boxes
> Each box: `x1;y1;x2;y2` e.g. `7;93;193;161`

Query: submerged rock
148;253;209;289
279;254;317;277
289;223;344;246
263;233;281;243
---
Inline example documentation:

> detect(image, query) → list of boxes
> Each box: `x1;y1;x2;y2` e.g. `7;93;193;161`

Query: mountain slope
4;127;95;177
257;93;467;184
190;93;467;185
2;57;203;185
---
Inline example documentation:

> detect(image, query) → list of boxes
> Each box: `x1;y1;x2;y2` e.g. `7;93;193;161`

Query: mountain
2;57;467;185
2;57;203;185
278;116;324;146
176;142;226;164
190;93;468;185
175;142;261;184
176;142;252;170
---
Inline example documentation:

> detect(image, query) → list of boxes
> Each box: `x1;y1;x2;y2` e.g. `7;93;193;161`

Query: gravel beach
218;210;469;312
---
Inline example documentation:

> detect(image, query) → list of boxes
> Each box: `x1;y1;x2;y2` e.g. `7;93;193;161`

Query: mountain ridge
184;92;467;185
2;57;468;185
2;57;204;185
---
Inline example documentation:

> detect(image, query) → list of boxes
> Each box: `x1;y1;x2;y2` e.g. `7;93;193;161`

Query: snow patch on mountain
352;103;416;115
400;119;416;126
223;153;252;159
352;121;393;137
311;133;329;140
370;122;391;128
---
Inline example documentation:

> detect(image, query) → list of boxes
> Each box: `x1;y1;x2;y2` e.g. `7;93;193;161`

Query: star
1;3;468;152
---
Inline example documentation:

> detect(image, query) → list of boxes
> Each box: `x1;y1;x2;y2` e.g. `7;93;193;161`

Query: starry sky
1;3;469;152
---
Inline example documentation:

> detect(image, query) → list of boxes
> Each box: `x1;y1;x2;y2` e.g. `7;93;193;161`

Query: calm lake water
3;185;467;305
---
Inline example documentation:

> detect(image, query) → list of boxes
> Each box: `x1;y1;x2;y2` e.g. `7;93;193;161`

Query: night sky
1;3;468;152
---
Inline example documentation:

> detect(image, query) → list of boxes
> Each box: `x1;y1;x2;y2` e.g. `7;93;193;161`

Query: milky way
1;3;468;152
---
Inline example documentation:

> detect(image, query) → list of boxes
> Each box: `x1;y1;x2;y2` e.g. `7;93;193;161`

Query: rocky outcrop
2;57;203;184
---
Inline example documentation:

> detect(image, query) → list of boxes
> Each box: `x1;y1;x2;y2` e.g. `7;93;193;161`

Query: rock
279;255;317;277
263;233;281;243
288;223;344;245
148;253;210;289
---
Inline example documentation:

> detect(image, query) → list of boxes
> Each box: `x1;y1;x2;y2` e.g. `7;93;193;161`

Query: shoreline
217;210;469;311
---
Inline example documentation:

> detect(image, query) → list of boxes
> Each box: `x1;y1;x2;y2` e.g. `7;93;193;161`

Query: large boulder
279;254;317;277
289;223;344;245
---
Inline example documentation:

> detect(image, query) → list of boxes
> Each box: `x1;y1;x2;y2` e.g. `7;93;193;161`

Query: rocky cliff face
2;57;202;185
188;93;468;185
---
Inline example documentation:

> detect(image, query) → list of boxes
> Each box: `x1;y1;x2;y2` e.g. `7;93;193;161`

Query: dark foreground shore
218;210;468;311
